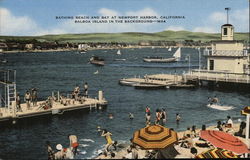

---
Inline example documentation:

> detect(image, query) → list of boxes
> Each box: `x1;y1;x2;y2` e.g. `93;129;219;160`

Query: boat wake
207;103;234;111
80;138;95;143
79;144;90;147
79;151;87;155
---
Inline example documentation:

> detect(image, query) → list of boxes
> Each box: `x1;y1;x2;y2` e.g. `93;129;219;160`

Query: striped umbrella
196;148;238;158
200;130;250;154
132;124;178;149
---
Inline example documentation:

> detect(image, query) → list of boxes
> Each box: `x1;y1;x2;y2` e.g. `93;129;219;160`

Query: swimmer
109;113;114;119
97;126;102;132
129;113;134;120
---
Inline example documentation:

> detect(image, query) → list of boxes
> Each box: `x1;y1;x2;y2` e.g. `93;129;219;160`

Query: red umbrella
200;130;250;154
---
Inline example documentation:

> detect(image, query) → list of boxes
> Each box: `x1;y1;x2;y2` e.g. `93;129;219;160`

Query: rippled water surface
0;48;249;159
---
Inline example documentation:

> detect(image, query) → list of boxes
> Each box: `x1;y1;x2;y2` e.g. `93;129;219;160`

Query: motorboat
143;47;181;63
90;56;104;66
119;79;138;86
114;59;126;61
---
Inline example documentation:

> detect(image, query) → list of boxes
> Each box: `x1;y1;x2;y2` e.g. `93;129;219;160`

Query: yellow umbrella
196;148;238;158
132;124;178;149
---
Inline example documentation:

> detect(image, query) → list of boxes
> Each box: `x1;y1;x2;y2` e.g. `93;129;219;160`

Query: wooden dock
0;91;107;123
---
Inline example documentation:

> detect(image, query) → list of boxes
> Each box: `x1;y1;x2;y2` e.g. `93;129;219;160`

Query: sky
0;0;249;36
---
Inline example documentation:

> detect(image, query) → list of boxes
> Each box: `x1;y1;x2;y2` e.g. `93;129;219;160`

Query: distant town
0;39;213;53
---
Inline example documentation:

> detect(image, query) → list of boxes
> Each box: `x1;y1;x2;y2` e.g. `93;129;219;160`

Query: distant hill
0;30;248;43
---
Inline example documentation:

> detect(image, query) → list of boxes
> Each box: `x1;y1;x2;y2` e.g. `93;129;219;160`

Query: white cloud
193;27;216;33
47;8;162;34
0;8;40;35
126;7;159;16
193;8;249;33
209;12;226;23
98;8;119;16
0;7;163;36
165;25;185;31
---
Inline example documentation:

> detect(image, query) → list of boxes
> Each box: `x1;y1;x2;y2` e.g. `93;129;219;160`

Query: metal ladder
7;83;16;113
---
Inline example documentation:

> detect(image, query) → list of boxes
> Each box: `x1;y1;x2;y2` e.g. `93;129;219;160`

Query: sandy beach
95;122;248;159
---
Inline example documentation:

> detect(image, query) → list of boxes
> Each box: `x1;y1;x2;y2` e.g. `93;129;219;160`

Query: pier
0;93;107;123
184;70;250;84
0;70;108;123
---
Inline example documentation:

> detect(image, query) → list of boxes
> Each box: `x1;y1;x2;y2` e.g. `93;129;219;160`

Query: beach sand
95;123;248;159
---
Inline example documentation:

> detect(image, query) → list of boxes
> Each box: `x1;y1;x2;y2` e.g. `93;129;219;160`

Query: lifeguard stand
0;69;17;115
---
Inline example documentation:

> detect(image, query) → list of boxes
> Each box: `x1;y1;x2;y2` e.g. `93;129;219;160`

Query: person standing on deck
68;135;79;156
84;82;88;97
16;93;22;112
24;91;31;110
74;86;80;101
31;88;38;107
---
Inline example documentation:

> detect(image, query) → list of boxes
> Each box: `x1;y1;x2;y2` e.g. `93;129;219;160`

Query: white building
204;24;249;74
186;23;250;86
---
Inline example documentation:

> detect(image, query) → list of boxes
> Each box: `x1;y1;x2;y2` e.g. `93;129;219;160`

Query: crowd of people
15;88;38;112
72;82;88;101
15;82;89;112
94;104;249;159
144;106;181;126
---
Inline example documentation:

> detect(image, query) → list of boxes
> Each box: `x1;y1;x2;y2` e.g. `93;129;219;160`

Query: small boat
117;50;121;55
0;59;7;63
119;79;138;86
168;47;172;51
79;50;87;54
93;70;99;74
143;47;181;63
114;59;126;61
133;83;167;89
90;56;105;66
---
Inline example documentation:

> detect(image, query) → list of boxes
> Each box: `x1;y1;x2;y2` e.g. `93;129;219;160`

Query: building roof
221;24;233;27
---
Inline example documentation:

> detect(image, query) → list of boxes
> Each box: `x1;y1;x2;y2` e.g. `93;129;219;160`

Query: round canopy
200;130;250;154
132;125;178;149
196;148;238;158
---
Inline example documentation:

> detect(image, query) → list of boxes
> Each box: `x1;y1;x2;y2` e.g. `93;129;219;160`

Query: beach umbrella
200;130;250;154
132;124;178;149
196;148;238;158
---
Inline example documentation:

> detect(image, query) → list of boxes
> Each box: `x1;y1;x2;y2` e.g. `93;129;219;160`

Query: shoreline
95;122;246;159
0;45;210;54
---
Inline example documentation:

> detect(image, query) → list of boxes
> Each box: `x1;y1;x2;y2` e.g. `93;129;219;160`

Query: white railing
204;49;248;57
187;69;250;84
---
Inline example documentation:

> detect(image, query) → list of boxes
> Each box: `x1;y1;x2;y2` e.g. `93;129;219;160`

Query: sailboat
117;49;121;55
115;49;126;61
143;47;181;63
168;47;172;51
